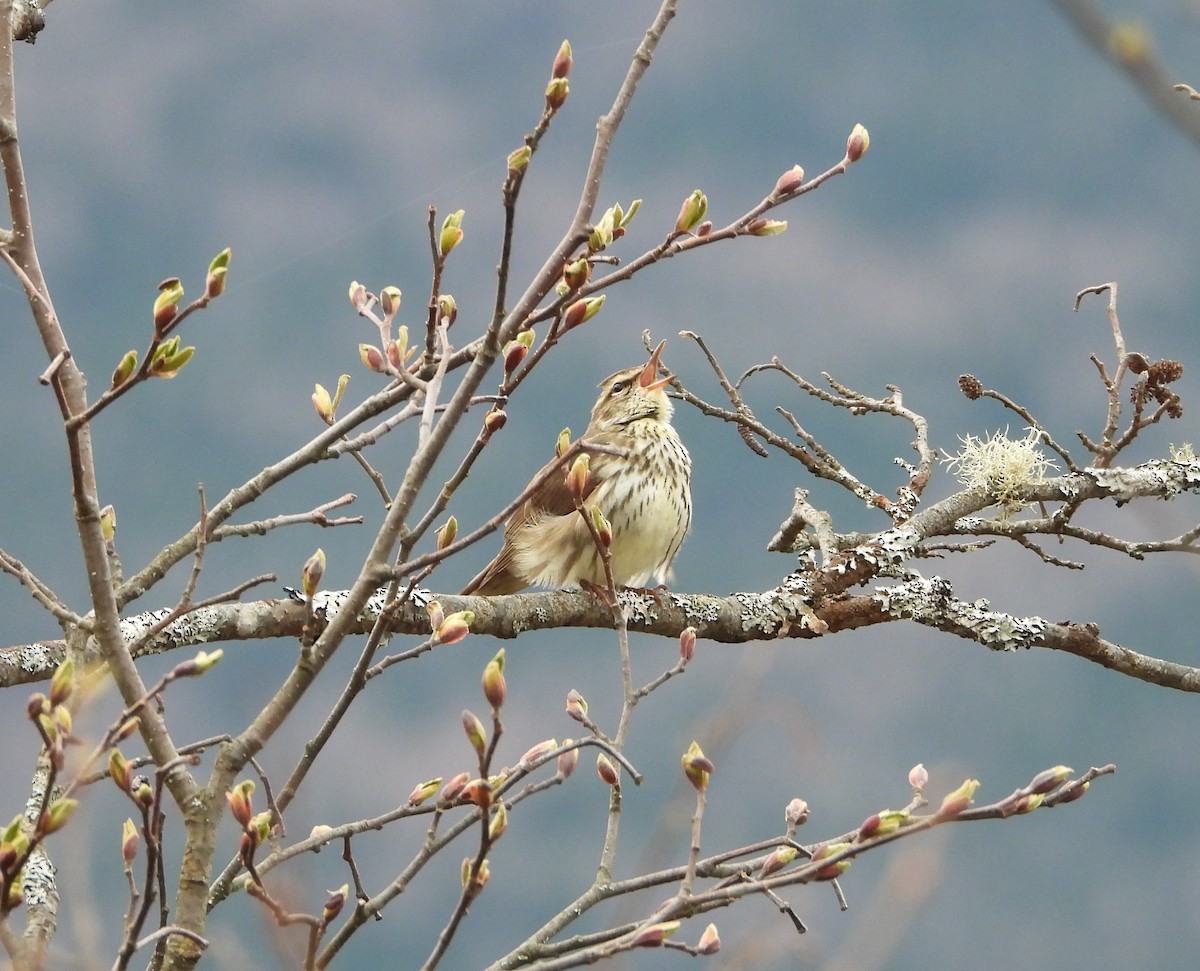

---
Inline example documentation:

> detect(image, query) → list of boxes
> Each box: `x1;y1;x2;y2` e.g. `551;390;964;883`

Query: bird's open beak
638;340;672;391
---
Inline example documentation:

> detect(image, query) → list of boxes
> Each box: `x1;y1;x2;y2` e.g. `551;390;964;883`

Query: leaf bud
936;778;981;819
507;145;532;176
226;780;255;828
909;763;929;791
109;748;132;793
438;209;465;258
563;295;605;330
678;626;697;662
436;516;458;551
674;189;708;235
438;772;470;805
632;921;679;947
49;657;74;707
379;285;402;319
784;797;809;828
312;383;334;422
589;505;612;548
746;218;788;237
348;280;368;311
435;610;475;645
846;122;870;163
488;801;508;840
566;454;590;502
437;293;458;325
759;845;797;877
773;164;805;197
462;709;487;757
153;278;184;333
551;39;573;79
697;923;721;954
556;740;579;779
595;752;620;787
545;76;569;111
484;408;507;436
565;688;587;721
562;256;590;290
359;343;388;374
206;247;231;299
482;648;507;710
301;548;326;598
40;797;79;835
111;349;139;389
460;778;493;809
121;818;140;868
1028;765;1073;795
322;884;349;925
407;777;443;806
681;740;713;792
556;427;572;458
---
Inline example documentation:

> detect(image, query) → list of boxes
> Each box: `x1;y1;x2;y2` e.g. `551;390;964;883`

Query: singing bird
462;341;691;595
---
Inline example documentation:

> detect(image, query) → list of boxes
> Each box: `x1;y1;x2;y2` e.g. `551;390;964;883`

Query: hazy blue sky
2;3;1199;969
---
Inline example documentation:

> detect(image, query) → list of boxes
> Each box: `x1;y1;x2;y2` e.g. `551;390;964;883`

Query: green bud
674;189;708;235
49;658;74;707
111;349;138;389
301;548;326;598
407;777;443;806
41;797;79;835
463;709;487;757
206;247;232;299
507;145;532;176
438;209;465;258
379;286;402;318
681;740;713;792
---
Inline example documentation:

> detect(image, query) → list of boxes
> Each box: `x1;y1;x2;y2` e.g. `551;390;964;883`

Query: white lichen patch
878;576;1048;651
943;427;1058;512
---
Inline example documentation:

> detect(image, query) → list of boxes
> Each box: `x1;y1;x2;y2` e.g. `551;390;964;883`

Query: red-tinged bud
437;516;458;552
812;842;853;880
632;921;679;947
359;343;388;374
435;610;475;645
348;280;368;311
109;748;132;793
463;710;487;757
460;778;493;809
556;427;572;458
695;220;713;237
846;123;870;163
301;548;326;598
153;278;184;334
121;818;140;868
26;693;47;721
589;505;612;548
379;286;402;319
503;337;529;375
596;753;620;787
408;777;443;806
566;454;590;502
759;845;797;877
565;688;588;721
312;383;334;422
552;39;573;79
206;247;231;299
482;649;506;710
681;740;714;792
746;218;788;237
557;741;579;779
226;780;255;828
784;798;809;828
519;738;558;767
545;77;569;111
507;145;532;177
115;717;140;742
674;189;708;235
40;797;78;835
468;858;491;898
111;349;138;389
1012;792;1044;815
425;599;445;632
438;772;470;805
49;658;74;707
773;164;805;197
323;884;349;925
562;257;590;290
1057;779;1089;804
1029;765;1073;795
679;626;697;662
937;778;980;819
439;209;465;258
908;763;928;791
391;325;410;370
488;801;508;840
563;295;605;330
172;648;223;679
856;808;909;842
697;922;721;955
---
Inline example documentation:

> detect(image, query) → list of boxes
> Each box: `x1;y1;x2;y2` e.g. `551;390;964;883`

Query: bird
462;340;691;596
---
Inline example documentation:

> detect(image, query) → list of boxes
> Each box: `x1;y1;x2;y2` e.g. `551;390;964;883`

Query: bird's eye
609;381;627;396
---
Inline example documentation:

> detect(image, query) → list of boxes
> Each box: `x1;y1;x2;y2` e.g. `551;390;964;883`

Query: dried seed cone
463;341;691;594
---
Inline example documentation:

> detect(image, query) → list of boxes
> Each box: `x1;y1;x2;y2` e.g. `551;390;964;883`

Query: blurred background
1;1;1198;968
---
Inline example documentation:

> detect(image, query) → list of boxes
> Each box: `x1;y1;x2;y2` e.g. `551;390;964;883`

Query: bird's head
590;340;674;430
